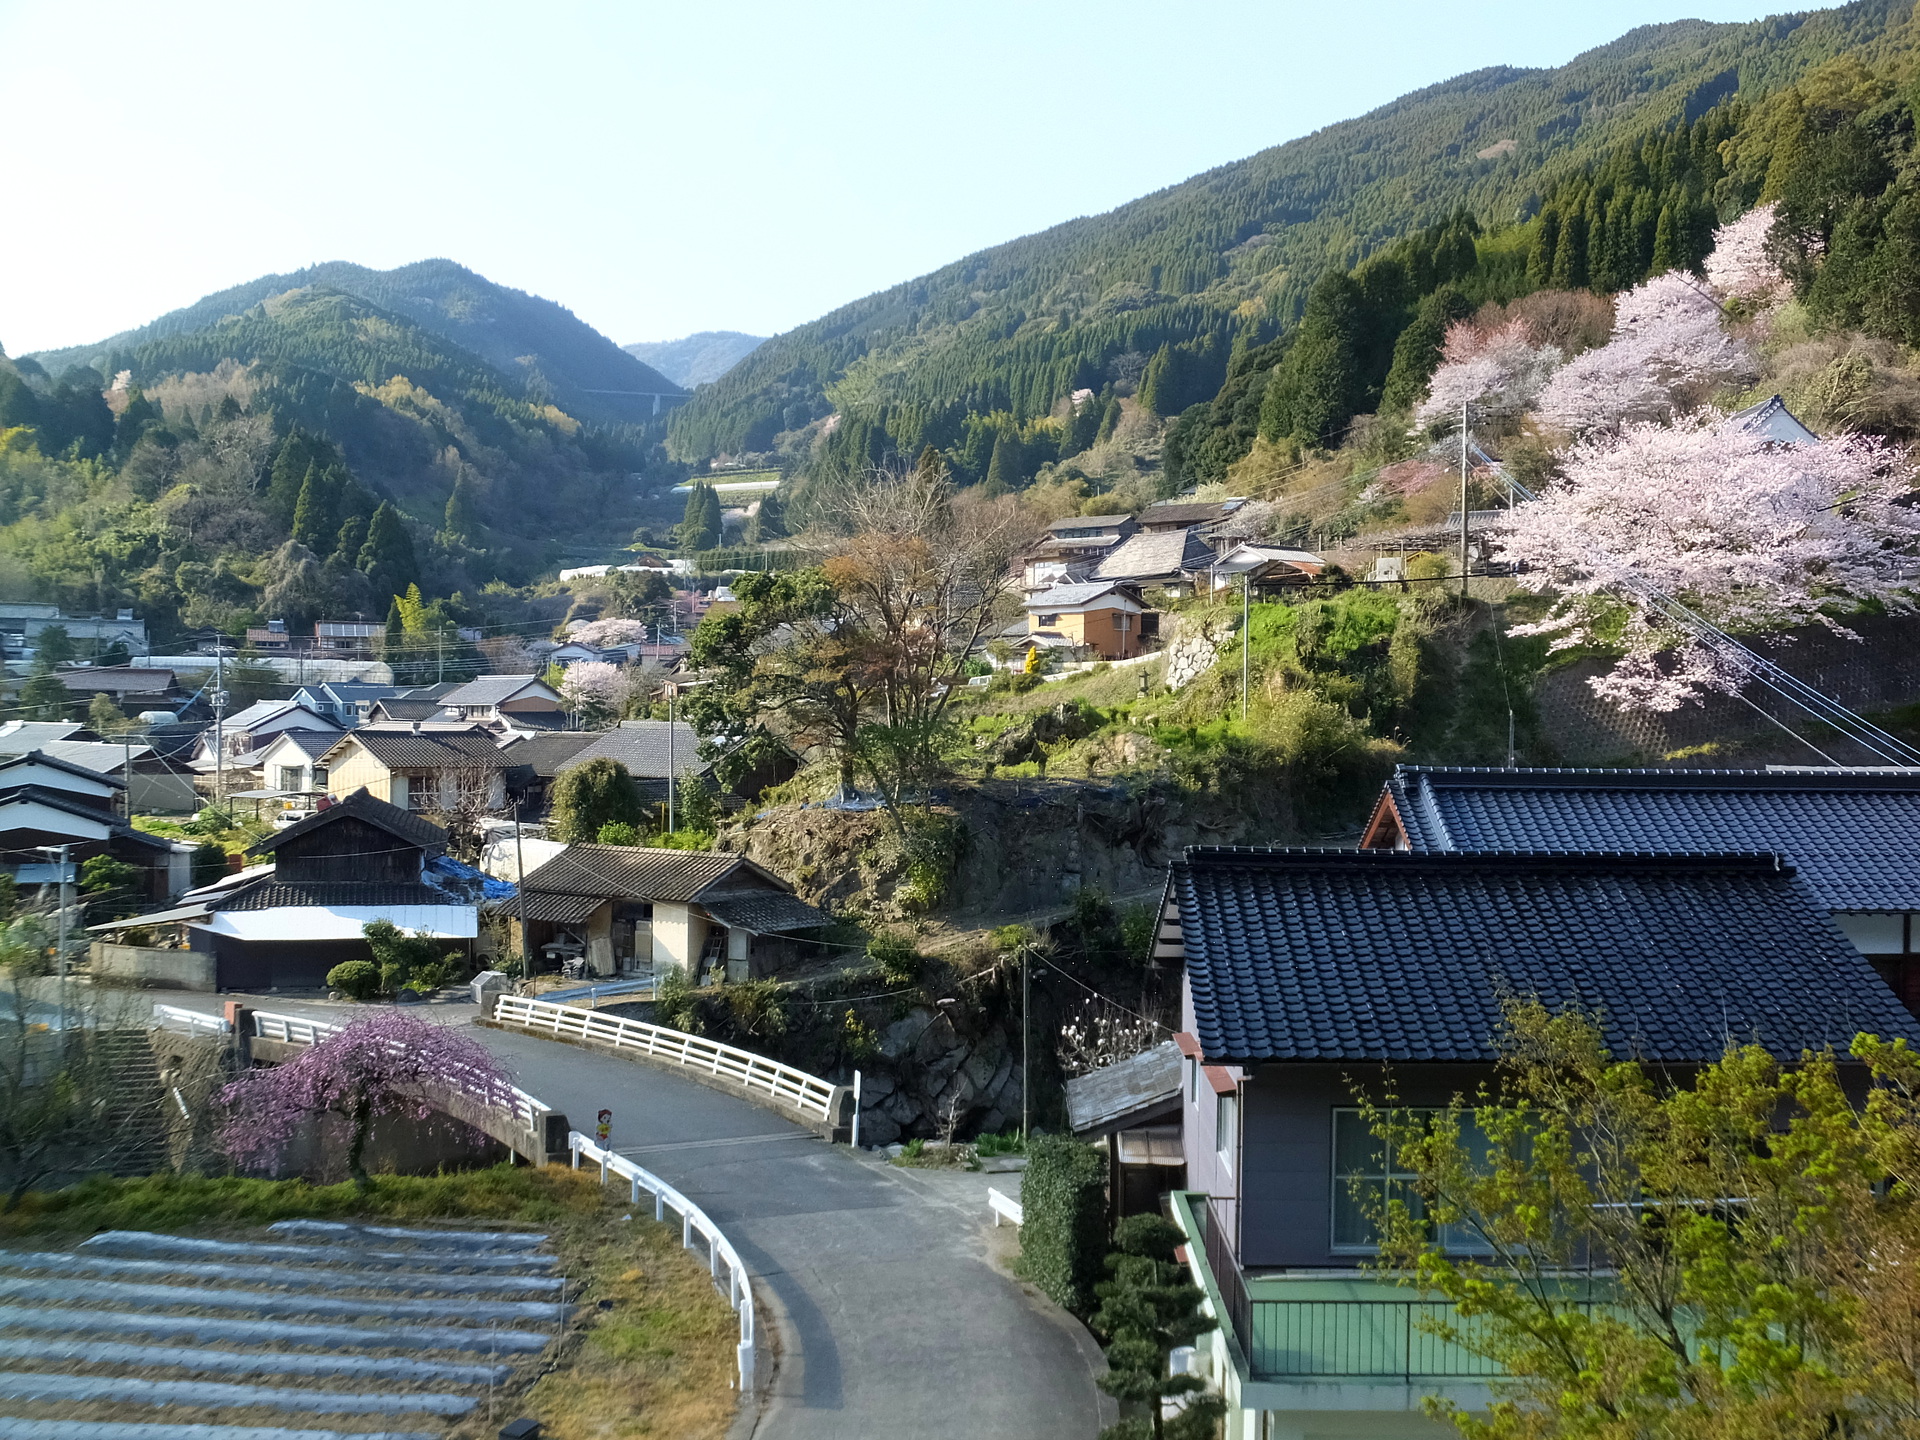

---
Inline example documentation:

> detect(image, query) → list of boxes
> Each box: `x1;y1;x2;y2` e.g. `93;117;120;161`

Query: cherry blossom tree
559;660;634;722
1495;410;1920;710
1414;318;1563;427
568;617;649;649
218;1012;518;1191
1703;202;1792;308
1536;273;1755;434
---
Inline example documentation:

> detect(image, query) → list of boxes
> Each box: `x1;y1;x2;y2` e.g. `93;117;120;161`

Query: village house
250;730;337;797
319;725;508;814
289;680;420;726
1021;514;1137;590
1022;581;1152;661
501;844;829;981
1360;765;1920;1011
1137;497;1249;538
1091;528;1217;594
313;619;383;661
0;750;192;901
190;700;342;773
497;731;600;820
436;674;568;732
0;720;199;814
0;601;148;664
1153;844;1920;1440
178;790;479;991
552;720;797;812
1206;543;1326;599
55;667;179;709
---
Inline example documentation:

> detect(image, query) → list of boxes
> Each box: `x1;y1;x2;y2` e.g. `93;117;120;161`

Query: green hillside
32;259;685;429
666;0;1917;467
624;331;767;388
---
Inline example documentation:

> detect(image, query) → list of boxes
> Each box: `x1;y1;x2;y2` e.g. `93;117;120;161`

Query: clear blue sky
0;0;1789;357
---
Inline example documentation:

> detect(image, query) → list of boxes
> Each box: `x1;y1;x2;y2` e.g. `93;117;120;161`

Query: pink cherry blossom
1703;202;1792;307
569;617;649;648
1414;318;1563;426
1536;273;1755;433
560;660;633;717
1495;410;1920;710
218;1011;517;1189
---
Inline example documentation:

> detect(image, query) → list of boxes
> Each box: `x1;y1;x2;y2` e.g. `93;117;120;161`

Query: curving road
178;996;1109;1440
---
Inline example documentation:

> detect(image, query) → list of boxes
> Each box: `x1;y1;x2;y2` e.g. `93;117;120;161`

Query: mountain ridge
624;331;766;387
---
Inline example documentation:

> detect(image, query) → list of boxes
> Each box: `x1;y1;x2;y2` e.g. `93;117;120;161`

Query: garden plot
0;1221;566;1440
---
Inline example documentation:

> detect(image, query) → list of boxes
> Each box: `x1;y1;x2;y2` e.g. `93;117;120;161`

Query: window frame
1329;1107;1494;1256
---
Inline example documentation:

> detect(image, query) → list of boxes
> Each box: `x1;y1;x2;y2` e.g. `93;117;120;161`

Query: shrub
867;930;922;988
1019;1135;1108;1313
326;960;380;1001
549;758;645;843
596;821;642;846
190;842;228;889
362;920;450;994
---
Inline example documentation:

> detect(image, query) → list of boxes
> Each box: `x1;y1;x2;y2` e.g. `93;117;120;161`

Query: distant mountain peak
624;331;767;388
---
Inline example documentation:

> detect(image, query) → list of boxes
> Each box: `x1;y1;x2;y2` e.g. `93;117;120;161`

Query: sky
0;0;1790;357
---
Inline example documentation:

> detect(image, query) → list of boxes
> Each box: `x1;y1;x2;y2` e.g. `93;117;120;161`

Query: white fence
491;994;842;1127
570;1131;757;1390
989;1187;1024;1227
151;1003;229;1037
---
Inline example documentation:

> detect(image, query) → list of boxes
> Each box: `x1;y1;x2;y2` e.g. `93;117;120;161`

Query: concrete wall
131;772;200;815
90;941;216;991
651;901;706;970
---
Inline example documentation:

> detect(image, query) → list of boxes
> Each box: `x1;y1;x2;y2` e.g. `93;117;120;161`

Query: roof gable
439;675;563;708
0;750;126;791
323;728;505;770
1092;529;1215;581
251;788;448;856
520;844;779;902
1172;846;1920;1065
1381;765;1920;911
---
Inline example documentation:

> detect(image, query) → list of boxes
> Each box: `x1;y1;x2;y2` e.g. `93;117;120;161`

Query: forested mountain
625;332;767;388
33;260;685;429
665;0;1916;472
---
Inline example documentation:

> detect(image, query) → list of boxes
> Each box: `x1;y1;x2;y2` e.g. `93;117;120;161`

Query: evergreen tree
1063;390;1103;456
678;484;721;553
1651;202;1682;274
1094;393;1122;444
1091;1215;1227;1440
748;487;788;542
0;369;41;434
983;431;1020;495
1551;203;1589;288
1527;207;1561;288
1380;286;1472;414
333;513;368;565
112;387;158;462
266;430;322;529
1136;344;1174;416
443;473;477;543
290;466;325;549
1262;270;1362;447
358;502;417;598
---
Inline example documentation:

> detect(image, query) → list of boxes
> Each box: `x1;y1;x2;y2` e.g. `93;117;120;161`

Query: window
1216;1090;1237;1173
275;765;304;792
1037;614;1060;627
1331;1108;1493;1253
1114;613;1132;631
1186;1055;1198;1104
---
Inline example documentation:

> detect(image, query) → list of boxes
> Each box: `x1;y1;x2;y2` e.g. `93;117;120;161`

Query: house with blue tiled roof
1362;766;1920;1012
1155;844;1920;1440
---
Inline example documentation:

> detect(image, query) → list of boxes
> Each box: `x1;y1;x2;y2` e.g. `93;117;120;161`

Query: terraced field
0;1220;567;1440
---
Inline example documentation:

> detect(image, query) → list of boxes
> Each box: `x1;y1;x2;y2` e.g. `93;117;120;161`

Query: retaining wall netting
1534;613;1920;764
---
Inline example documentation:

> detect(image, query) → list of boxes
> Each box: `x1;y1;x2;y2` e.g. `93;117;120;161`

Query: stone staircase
0;1221;567;1440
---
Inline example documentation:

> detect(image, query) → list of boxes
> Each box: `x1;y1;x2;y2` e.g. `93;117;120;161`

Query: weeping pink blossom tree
219;1012;519;1192
1703;202;1793;309
1536;272;1755;434
1414;318;1563;427
1495;411;1920;710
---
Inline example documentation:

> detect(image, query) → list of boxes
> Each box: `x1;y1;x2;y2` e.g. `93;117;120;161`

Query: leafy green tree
78;855;141;924
1094;393;1122;444
1092;1215;1228;1440
33;626;74;668
1375;1000;1920;1440
1380;286;1473;415
549;758;646;843
1260;271;1363;447
678;484;721;553
86;693;124;736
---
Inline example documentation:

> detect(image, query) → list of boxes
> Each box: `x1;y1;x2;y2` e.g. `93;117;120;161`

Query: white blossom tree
1536;273;1755;434
559;660;635;724
1703;201;1793;308
1414;318;1563;427
1495;411;1920;710
568;617;650;649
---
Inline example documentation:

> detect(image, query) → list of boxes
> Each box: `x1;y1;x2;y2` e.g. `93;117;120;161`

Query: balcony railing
1175;1192;1589;1384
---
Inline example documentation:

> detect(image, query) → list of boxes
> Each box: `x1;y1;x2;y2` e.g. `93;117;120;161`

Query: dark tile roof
561;721;708;781
1139;502;1235;528
331;728;506;770
214;880;453;912
501;732;601;779
500;890;606;924
259;730;342;761
0;750;126;789
250;788;448;856
439;675;559;708
368;699;449;722
1380;766;1920;912
1171;847;1920;1066
520;844;759;902
699;889;831;934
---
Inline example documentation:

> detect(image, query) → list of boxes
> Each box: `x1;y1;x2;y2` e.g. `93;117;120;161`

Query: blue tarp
426;854;518;901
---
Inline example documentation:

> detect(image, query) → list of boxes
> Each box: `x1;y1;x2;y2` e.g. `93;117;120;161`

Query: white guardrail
989;1187;1024;1227
151;1003;230;1036
491;993;841;1127
571;1131;757;1390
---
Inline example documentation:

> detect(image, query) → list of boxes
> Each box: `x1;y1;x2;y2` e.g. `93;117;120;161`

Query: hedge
1019;1135;1107;1313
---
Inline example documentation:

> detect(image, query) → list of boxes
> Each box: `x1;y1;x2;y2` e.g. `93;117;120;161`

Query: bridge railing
151;1003;230;1036
570;1131;757;1391
490;993;841;1127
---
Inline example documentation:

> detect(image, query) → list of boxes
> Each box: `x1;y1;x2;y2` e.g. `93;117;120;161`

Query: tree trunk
346;1092;373;1193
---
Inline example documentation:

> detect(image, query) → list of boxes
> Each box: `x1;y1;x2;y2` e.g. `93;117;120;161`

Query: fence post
851;1069;862;1149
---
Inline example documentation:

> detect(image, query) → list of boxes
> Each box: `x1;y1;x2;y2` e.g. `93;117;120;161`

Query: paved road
169;995;1110;1440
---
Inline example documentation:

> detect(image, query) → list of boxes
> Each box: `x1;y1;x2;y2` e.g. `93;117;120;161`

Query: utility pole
1459;399;1471;601
1241;569;1251;721
665;684;677;835
1021;940;1031;1142
213;641;226;809
53;842;71;1025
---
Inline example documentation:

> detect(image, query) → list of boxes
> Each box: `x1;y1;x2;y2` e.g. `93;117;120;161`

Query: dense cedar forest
8;0;1920;651
665;1;1914;480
